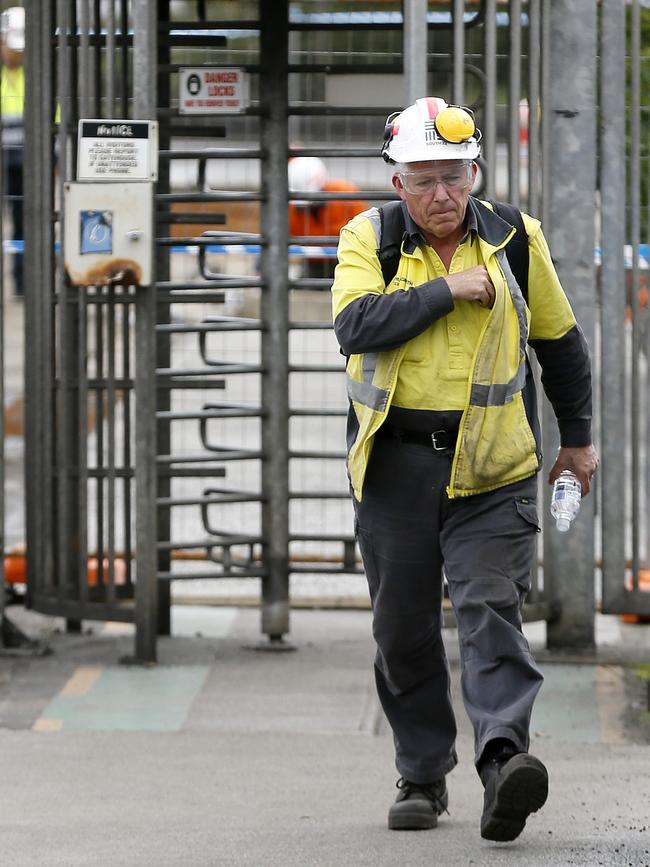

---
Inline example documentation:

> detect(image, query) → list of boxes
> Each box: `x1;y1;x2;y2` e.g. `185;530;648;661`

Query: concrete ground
0;604;648;867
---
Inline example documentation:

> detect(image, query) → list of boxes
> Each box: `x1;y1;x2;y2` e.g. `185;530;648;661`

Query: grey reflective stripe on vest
346;351;389;411
498;247;529;360
343;209;389;412
468;248;528;407
469;362;527;406
364;207;381;248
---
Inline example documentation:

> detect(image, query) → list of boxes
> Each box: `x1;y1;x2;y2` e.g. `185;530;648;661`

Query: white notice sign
77;120;158;182
179;67;249;114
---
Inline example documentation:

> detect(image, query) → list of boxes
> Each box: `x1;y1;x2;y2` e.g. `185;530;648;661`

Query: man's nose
431;181;450;201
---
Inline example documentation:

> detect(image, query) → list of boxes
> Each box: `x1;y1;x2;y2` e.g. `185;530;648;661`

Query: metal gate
597;0;649;622
17;0;649;661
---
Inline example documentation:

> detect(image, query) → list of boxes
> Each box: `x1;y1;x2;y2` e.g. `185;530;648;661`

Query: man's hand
444;266;495;309
548;445;599;496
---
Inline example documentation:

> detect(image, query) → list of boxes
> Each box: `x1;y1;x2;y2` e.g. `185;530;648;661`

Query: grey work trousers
353;434;544;784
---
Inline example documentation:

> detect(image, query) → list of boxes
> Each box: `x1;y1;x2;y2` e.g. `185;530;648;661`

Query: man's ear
391;173;407;202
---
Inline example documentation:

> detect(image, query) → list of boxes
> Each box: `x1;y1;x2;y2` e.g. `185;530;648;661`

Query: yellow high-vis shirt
1;65;24;119
392;237;490;411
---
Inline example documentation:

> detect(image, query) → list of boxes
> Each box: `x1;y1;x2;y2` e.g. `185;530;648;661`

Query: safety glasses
398;163;472;195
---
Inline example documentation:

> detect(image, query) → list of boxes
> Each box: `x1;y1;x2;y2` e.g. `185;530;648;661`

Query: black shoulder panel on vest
378;201;406;289
377;199;529;303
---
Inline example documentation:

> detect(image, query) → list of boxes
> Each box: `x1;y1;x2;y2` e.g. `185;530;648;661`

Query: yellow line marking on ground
60;666;103;696
32;718;64;732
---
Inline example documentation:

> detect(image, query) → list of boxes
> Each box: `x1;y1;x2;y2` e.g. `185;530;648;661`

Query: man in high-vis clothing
331;96;598;842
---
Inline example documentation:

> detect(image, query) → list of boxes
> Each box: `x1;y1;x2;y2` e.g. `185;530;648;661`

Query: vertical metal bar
539;0;553;603
78;0;91;117
119;0;128;117
93;0;101;114
95;289;105;587
527;0;541;215
630;0;641;588
121;286;133;588
132;0;158;662
69;0;79;179
260;0;290;641
483;0;497;199
25;0;64;610
40;0;58;596
134;240;157;663
600;0;627;610
77;291;89;608
106;0;116;116
23;0;45;606
66;289;82;632
62;0;81;632
403;0;427;103
107;285;117;607
452;0;465;105
646;185;650;572
155;2;172;637
647;79;650;574
0;7;6;620
540;0;551;228
508;0;521;205
545;0;597;650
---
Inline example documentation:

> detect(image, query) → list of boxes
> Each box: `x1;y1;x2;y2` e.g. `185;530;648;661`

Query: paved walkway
0;604;648;867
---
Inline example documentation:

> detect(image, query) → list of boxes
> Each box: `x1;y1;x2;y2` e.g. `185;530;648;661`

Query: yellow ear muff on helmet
435;106;476;143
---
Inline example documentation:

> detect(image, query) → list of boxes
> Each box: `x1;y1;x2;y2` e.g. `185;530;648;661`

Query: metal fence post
132;0;158;663
24;0;56;611
599;0;627;611
404;0;428;103
259;0;290;642
545;0;597;650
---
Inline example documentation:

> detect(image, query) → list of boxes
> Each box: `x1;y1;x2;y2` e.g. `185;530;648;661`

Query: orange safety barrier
4;549;127;587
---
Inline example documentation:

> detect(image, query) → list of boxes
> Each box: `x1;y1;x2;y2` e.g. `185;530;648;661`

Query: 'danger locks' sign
77;120;158;181
179;67;249;114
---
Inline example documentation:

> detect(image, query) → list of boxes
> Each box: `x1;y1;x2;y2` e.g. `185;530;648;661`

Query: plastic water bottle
550;470;582;532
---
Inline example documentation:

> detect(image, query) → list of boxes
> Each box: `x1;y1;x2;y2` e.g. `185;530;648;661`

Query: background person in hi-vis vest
331;96;599;842
1;5;25;297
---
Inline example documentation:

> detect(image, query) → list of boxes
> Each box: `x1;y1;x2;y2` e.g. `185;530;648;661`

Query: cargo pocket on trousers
511;497;540;600
514;497;541;533
356;526;380;604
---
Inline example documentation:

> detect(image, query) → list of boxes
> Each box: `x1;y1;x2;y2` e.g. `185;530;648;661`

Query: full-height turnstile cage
19;0;650;660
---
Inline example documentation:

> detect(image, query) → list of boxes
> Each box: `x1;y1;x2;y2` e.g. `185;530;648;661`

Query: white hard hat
1;6;25;51
288;157;327;193
382;96;481;164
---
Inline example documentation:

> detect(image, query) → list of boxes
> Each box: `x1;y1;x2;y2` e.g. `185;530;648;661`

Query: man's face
1;44;23;69
392;159;477;241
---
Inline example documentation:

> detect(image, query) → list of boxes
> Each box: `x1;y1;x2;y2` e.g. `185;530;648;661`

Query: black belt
377;424;457;452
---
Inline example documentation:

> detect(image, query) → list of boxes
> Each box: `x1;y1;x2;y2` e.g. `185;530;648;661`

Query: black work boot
479;744;548;842
387;777;449;830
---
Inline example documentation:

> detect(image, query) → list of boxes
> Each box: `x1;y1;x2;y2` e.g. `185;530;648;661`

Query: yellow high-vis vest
332;203;576;502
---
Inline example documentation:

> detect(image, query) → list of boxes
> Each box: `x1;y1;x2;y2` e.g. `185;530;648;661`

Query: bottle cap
556;516;570;532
